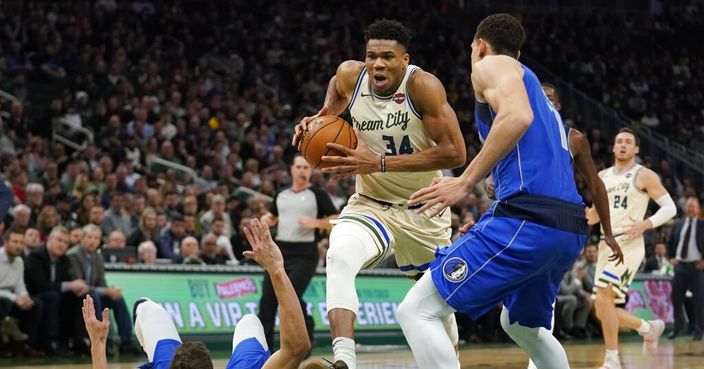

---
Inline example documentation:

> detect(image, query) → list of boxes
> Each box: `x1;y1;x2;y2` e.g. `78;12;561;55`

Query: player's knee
397;298;414;332
594;288;614;315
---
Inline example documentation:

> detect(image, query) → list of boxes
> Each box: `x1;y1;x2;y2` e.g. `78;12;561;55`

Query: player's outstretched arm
242;219;310;369
410;56;532;216
82;295;110;369
292;60;363;147
625;168;676;239
571;130;623;265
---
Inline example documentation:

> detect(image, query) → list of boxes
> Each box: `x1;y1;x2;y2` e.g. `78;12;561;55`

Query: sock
604;349;620;367
332;337;356;369
637;320;651;335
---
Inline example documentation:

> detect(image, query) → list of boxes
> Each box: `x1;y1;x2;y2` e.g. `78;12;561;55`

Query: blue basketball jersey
474;64;582;205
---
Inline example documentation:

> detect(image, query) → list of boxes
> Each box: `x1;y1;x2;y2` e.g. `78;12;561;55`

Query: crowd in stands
0;0;701;357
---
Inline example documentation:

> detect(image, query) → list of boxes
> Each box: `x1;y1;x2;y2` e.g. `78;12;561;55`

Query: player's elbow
284;337;311;362
513;109;533;130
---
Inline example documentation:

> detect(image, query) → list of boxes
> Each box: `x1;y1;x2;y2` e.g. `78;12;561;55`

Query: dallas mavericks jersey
474;64;583;205
348;65;442;203
600;164;650;235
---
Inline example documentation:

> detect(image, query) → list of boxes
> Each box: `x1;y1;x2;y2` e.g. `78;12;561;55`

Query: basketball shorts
225;337;271;369
593;236;644;304
430;205;586;329
331;193;451;276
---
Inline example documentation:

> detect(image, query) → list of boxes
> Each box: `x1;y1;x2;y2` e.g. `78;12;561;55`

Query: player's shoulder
407;69;446;112
336;60;365;80
598;167;612;177
472;55;522;80
635;165;661;183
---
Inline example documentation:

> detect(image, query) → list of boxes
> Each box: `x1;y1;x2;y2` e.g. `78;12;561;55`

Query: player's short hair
541;82;560;101
475;13;525;57
170;341;213;369
617;127;640;146
365;19;412;50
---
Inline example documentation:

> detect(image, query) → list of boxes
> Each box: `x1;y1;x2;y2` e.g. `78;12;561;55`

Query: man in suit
643;242;670;274
25;226;88;355
67;224;137;354
668;196;704;340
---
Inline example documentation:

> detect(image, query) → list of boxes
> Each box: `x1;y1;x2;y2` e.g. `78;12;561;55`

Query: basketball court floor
6;339;704;369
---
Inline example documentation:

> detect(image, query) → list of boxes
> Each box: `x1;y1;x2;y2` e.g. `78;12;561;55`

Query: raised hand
242;219;284;272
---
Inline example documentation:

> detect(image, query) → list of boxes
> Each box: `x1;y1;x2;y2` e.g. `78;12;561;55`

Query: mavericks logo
443;257;468;283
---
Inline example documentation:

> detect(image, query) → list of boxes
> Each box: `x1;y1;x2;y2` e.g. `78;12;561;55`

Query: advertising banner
107;271;413;334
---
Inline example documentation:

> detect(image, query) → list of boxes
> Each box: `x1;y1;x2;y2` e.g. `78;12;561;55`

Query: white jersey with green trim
348;64;442;203
600;164;651;235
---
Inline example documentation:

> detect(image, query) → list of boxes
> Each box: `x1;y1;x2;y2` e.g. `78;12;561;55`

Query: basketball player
397;14;589;369
291;19;466;369
82;219;311;369
588;128;676;369
521;82;624;369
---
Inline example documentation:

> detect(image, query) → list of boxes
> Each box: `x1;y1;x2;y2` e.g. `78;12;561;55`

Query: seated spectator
36;206;60;241
68;227;83;248
157;214;185;260
556;267;592;339
24;226;87;356
24;228;42;256
66;225;138;355
137;241;157;264
9;204;31;229
105;230;126;249
126;207;159;248
102;192;133;238
643;242;670;274
200;234;227;265
183;214;201;239
180;236;204;265
0;226;44;357
199;194;233;238
211;214;238;262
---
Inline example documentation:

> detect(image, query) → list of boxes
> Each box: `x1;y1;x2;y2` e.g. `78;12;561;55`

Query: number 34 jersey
348;64;442;203
600;164;650;236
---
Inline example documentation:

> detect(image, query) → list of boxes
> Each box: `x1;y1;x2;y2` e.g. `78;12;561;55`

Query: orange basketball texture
299;115;358;169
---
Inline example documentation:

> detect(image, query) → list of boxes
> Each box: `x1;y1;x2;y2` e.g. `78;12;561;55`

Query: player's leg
398;272;459;369
225;314;271;369
133;298;182;369
326;220;387;369
527;303;556;369
594;286;620;368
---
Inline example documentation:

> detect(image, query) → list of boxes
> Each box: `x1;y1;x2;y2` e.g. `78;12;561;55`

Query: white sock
332;337;356;369
637;319;651;335
604;349;620;367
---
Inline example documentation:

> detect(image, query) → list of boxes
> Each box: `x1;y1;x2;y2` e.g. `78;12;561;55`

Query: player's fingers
409;185;436;204
242;226;257;249
261;222;274;244
102;308;110;322
321;165;354;174
329;174;350;183
415;198;441;216
321;154;351;163
250;219;264;244
325;143;354;155
242;251;255;259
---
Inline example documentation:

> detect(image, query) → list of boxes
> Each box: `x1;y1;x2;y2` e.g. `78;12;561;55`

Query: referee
259;155;338;351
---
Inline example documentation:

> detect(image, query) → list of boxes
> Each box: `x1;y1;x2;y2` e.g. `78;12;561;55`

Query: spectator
67;225;137;355
24;228;42;256
24;226;88;356
106;231;126;249
137;241;158;264
180;236;204;265
0;226;44;357
68;227;84;248
643;243;670;274
102;192;133;238
157;214;186;260
556;268;592;340
199;194;233;238
10;204;31;229
200;234;227;265
127;207;159;248
25;183;44;218
36;206;60;240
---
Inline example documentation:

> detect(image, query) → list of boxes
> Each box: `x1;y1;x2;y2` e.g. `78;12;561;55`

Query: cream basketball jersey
600;164;650;235
348;65;442;203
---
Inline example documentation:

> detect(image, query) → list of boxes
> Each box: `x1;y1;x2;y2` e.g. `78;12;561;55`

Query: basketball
299;115;358;169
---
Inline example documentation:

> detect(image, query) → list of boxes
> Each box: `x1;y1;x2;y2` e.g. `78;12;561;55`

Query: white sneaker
642;319;665;354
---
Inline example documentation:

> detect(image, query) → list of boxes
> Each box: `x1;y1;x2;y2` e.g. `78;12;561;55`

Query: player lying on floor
81;219;311;369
